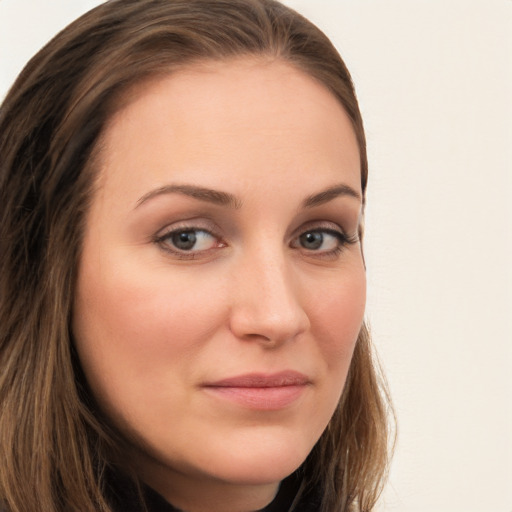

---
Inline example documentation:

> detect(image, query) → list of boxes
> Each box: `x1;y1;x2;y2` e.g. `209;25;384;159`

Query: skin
73;58;365;512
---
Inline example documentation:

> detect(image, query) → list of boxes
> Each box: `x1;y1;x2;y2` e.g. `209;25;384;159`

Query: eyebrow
302;184;362;208
136;184;242;209
135;182;361;210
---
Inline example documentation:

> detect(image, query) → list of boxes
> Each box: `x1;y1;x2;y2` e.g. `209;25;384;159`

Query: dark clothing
106;470;321;512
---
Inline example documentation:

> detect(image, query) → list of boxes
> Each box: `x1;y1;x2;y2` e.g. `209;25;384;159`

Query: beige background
1;1;511;511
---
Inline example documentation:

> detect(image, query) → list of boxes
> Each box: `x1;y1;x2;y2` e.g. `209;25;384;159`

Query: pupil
172;231;196;250
301;231;323;250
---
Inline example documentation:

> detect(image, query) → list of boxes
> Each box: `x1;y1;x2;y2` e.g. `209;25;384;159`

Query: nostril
228;256;310;345
229;301;310;347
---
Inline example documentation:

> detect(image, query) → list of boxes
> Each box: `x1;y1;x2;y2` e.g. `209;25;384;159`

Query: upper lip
203;370;310;388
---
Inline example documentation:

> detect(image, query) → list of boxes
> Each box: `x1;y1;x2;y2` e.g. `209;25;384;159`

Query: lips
202;371;310;410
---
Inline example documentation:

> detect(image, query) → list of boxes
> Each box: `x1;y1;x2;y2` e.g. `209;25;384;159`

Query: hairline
87;54;366;201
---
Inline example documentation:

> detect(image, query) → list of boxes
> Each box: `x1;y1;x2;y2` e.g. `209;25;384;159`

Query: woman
0;1;392;511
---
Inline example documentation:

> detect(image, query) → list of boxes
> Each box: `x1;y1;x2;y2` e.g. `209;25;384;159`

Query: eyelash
153;224;358;261
292;228;359;260
153;224;224;260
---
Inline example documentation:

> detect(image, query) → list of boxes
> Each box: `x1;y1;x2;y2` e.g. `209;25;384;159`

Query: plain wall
1;1;511;511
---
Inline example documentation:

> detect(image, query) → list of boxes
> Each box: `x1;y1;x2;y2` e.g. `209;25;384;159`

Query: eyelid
290;220;359;257
154;217;219;238
152;219;226;259
290;220;348;239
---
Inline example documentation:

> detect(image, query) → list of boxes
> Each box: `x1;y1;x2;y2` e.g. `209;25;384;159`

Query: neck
137;459;281;512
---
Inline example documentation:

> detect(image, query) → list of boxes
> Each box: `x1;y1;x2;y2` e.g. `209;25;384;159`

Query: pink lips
202;371;310;410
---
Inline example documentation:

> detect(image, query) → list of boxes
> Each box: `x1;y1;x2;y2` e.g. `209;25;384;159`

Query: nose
228;248;310;347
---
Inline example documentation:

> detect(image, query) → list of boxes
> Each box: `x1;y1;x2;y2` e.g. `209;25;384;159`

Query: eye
291;225;358;258
169;229;215;251
298;230;340;251
155;226;224;257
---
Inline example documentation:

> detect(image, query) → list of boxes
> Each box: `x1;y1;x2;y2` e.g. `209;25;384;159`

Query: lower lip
204;385;308;410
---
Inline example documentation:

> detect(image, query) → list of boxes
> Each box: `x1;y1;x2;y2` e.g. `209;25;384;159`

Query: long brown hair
0;1;393;511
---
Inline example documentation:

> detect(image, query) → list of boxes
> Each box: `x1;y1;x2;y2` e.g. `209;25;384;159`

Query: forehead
95;58;361;200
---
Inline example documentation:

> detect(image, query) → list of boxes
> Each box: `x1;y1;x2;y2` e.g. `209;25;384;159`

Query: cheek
312;270;366;342
307;264;366;374
72;258;227;413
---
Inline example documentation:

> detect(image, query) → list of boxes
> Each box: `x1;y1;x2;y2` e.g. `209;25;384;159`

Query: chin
135;425;316;488
213;453;306;486
195;428;317;485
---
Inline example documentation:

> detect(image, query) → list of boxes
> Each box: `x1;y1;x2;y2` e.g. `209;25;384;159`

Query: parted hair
0;1;393;511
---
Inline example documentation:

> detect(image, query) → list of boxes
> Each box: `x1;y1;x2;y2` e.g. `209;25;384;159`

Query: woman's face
73;59;365;510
